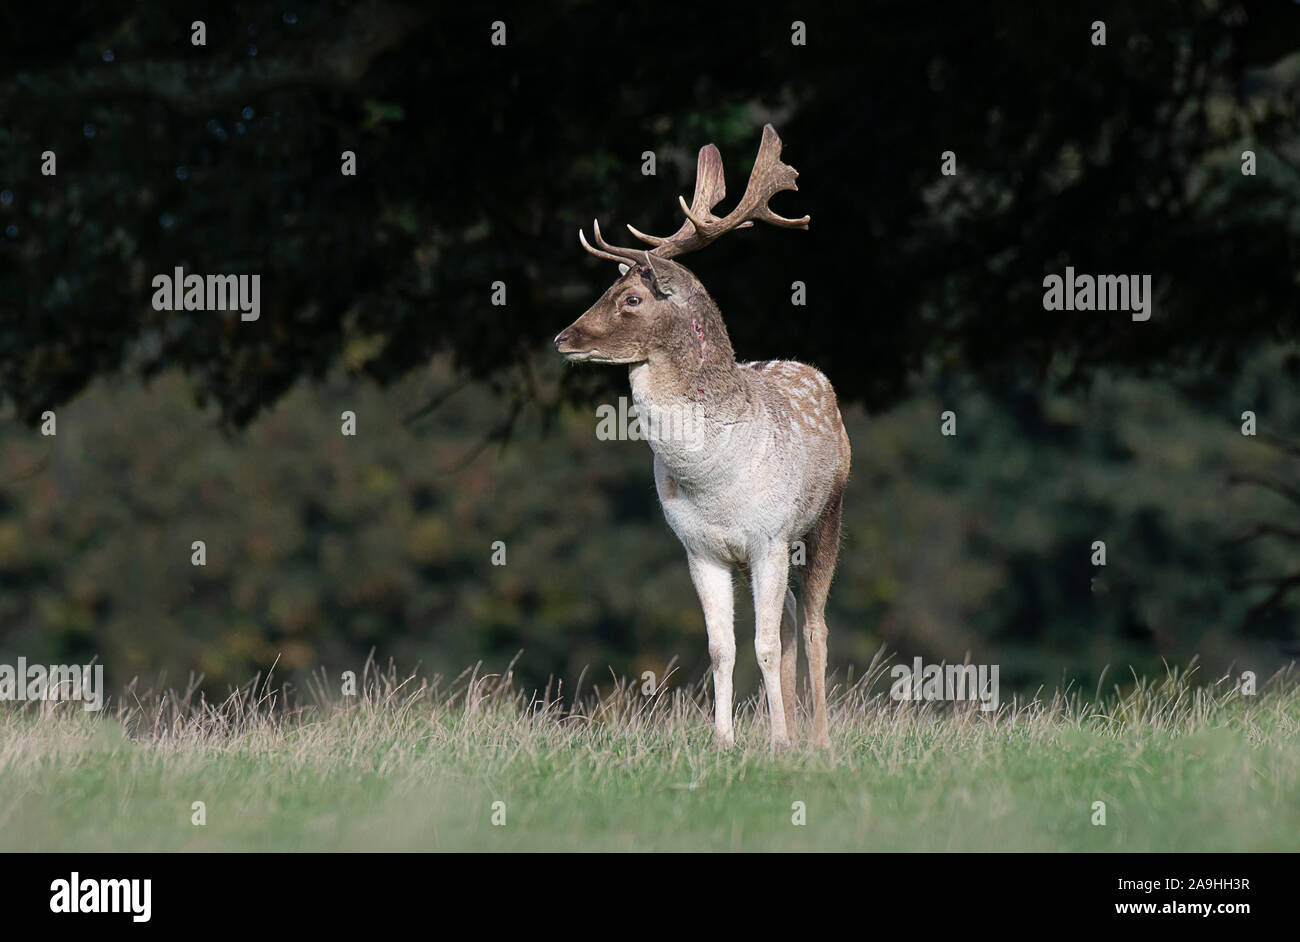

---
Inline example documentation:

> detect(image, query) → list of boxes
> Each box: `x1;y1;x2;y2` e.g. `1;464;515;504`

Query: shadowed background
1;0;1298;698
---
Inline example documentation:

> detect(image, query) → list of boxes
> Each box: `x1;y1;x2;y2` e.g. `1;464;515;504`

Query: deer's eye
623;295;641;308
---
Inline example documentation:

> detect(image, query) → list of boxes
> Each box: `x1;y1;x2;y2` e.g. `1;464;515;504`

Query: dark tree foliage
1;0;1297;427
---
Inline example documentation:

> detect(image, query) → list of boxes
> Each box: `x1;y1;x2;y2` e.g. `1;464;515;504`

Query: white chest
629;365;818;563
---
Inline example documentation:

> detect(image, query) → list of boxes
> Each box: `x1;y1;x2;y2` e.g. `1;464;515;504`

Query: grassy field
2;657;1298;852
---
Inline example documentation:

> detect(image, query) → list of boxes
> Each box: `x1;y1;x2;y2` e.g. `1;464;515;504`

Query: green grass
2;657;1298;852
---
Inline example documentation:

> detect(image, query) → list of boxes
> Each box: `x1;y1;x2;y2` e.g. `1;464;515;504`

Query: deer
553;125;850;749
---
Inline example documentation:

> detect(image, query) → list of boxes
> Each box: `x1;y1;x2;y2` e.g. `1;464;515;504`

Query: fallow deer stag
554;125;850;748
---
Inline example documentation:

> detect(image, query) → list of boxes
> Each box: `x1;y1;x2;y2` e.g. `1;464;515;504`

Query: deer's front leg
751;544;792;748
687;553;736;747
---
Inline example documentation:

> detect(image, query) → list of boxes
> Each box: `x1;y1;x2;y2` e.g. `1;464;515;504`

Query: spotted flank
742;359;841;435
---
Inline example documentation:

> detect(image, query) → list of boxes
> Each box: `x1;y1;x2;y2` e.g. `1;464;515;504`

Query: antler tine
628;142;729;253
591;218;644;261
581;126;807;267
641;124;809;260
625;222;667;247
579;224;636;265
727;123;810;229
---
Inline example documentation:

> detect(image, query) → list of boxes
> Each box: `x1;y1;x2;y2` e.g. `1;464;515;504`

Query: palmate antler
579;123;810;265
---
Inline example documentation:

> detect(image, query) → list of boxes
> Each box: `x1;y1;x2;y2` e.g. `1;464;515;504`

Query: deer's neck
627;306;755;484
630;304;745;413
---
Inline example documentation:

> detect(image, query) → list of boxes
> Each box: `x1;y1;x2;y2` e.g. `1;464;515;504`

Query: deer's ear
618;263;630;276
637;263;672;301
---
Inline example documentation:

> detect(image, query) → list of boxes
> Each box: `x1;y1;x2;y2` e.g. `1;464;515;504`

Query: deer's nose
553;329;571;351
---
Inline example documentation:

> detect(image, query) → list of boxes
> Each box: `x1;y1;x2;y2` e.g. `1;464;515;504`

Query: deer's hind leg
801;482;845;748
779;588;799;741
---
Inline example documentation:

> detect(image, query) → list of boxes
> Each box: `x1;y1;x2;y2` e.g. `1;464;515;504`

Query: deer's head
554;124;809;370
552;252;696;365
